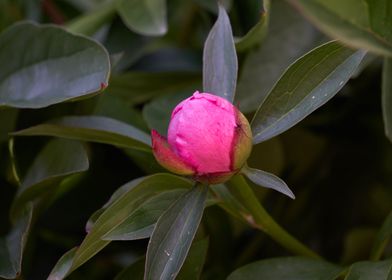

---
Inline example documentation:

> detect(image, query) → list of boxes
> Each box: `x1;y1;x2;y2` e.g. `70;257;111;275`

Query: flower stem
226;175;321;259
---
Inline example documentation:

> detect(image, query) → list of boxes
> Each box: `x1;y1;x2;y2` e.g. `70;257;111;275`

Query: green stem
66;1;117;36
226;175;321;259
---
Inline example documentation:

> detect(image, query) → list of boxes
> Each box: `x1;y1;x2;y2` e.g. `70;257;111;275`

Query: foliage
0;0;391;279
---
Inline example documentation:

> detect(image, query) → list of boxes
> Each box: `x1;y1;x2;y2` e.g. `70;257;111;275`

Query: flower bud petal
151;129;194;175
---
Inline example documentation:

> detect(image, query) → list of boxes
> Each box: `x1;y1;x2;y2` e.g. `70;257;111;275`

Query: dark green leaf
290;0;392;57
242;166;295;199
145;183;208;280
382;58;392;142
114;258;145;280
203;4;237;102
47;247;77;280
0;22;110;108
67;174;193;276
235;1;269;52
0;205;33;279
344;259;392;280
116;0;167;36
102;189;187;241
251;41;365;144
108;72;201;105
66;2;117;36
227;257;342;280
235;0;321;113
143;91;191;135
12;116;151;151
177;238;209;280
10;139;89;219
371;210;392;260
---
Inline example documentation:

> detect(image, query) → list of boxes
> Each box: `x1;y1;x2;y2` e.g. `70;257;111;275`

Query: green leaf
143;90;191;135
0;205;33;279
235;0;321;113
66;2;117;36
0;108;18;143
177;238;209;280
0;22;110;108
251;41;365;144
203;4;238;102
116;0;167;36
12;116;151;151
114;258;145;280
235;0;269;52
144;183;208;280
290;0;392;57
47;247;77;280
10;139;89;219
382;58;392;142
242;166;295;199
371;210;392;260
108;72;201;105
227;257;342;280
67;174;193;276
102;189;187;241
344;259;392;280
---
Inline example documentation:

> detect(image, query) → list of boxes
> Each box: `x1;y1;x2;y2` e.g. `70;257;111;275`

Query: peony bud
151;91;252;184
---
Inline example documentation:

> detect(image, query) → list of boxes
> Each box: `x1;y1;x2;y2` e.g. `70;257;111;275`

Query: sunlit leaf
0;22;110;108
251;41;365;144
47;248;77;280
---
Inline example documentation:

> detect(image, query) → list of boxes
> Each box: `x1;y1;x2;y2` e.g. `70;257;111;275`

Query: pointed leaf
382;58;392;142
290;0;392;57
344;259;392;280
251;41;365;144
47;248;77;280
10;139;89;219
0;22;110;108
0;205;33;279
227;257;342;280
68;174;193;276
115;258;145;280
177;238;209;280
12;116;151;151
116;0;167;36
203;4;238;102
242;166;295;199
103;189;187;241
235;1;269;52
144;184;208;280
371;210;392;260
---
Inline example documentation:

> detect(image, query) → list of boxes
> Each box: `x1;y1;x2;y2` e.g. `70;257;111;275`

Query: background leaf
0;205;33;279
382;58;392;142
251;41;365;144
116;0;167;36
177;238;209;280
10;139;89;219
0;22;110;108
290;0;392;57
371;210;392;260
344;259;392;280
144;184;208;280
47;247;77;280
203;4;237;102
227;257;342;280
13;116;151;151
235;0;321;113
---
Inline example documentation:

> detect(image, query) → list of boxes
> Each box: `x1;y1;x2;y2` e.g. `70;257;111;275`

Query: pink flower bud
151;91;252;184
